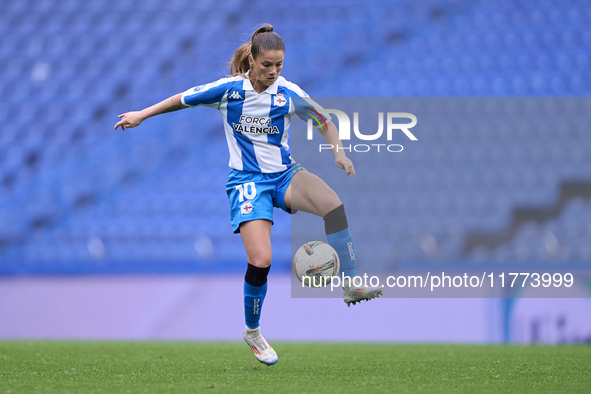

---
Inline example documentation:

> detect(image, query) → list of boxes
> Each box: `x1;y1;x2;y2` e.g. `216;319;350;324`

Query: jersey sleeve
181;77;234;108
285;82;332;130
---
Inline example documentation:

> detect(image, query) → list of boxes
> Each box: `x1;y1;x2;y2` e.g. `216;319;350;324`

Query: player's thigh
285;170;341;217
239;219;273;268
226;171;274;233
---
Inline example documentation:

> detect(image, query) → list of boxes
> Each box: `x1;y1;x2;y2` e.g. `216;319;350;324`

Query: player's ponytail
229;24;285;77
230;43;252;76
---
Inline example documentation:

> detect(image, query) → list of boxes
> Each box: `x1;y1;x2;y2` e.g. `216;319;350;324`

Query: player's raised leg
285;169;383;306
239;219;278;365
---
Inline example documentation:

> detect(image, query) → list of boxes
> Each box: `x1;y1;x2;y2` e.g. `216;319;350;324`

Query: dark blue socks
244;281;267;329
326;227;357;278
324;204;357;278
244;263;270;329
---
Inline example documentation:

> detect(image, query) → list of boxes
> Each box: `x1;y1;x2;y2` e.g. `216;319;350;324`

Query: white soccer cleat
343;283;383;306
243;326;278;366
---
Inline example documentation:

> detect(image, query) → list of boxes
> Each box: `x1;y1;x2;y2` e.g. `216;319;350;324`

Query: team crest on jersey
274;93;287;107
241;201;253;215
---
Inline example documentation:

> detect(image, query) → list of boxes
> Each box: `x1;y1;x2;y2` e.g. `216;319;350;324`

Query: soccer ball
292;241;340;288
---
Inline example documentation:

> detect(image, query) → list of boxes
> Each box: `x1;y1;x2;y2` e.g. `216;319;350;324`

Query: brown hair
229;24;285;77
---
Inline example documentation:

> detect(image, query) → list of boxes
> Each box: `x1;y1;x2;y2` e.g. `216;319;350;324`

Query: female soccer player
114;25;382;365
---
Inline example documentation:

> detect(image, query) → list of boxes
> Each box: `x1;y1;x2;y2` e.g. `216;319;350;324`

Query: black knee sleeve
245;263;271;287
323;204;349;235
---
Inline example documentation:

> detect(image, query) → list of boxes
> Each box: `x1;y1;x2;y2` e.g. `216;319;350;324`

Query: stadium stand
0;0;590;274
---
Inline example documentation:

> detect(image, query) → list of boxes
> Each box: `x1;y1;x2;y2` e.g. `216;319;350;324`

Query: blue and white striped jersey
181;74;330;173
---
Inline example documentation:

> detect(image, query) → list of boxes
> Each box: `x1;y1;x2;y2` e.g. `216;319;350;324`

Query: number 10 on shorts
236;182;257;202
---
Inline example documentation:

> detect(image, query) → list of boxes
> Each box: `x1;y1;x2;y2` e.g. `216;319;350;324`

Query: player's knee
245;262;270;286
248;252;272;268
323;203;349;234
319;192;342;217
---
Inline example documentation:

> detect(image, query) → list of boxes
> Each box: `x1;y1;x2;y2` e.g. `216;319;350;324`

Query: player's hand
114;111;144;130
335;155;355;176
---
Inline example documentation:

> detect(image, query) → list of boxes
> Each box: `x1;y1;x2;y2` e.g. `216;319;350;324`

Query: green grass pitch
1;342;590;393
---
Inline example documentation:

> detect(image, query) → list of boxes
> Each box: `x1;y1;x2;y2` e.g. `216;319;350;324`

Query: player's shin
243;263;270;329
323;204;357;278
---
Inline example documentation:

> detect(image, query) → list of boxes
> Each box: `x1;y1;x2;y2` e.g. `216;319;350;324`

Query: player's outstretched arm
114;93;187;130
318;121;355;176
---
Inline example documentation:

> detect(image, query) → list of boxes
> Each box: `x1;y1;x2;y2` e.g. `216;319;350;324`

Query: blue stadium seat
1;0;590;274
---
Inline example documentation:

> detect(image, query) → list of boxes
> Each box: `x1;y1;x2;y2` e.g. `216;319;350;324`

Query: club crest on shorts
241;201;253;215
274;93;287;107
